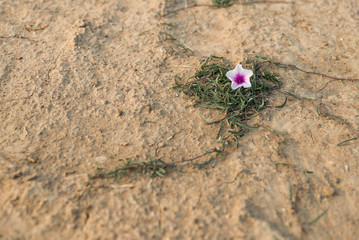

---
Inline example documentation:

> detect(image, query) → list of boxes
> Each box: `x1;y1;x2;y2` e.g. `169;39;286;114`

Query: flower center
234;74;246;84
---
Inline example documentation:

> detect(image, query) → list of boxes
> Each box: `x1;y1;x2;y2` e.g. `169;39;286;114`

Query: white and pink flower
226;64;253;90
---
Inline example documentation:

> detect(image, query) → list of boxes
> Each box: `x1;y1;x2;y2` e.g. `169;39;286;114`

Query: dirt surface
1;0;359;239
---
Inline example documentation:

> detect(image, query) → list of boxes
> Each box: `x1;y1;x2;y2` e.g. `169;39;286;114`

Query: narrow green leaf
337;137;358;146
216;121;224;139
309;209;329;226
138;29;151;36
289;184;294;202
276;97;287;108
155;171;164;177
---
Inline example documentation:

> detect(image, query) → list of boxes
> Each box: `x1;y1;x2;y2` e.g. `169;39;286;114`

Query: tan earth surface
1;0;359;239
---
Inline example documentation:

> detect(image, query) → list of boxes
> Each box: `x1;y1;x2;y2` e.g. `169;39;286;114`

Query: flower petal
227;64;253;90
226;69;237;81
242;69;253;78
235;64;245;74
231;81;240;90
242;81;252;88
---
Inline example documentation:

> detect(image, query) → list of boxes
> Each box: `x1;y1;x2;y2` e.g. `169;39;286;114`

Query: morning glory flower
226;64;253;90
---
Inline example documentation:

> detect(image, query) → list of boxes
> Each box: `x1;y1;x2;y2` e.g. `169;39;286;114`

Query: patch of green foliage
89;56;281;182
89;156;172;181
174;56;281;145
211;0;233;7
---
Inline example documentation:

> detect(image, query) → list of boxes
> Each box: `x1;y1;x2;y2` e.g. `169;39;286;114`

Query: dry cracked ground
1;0;359;239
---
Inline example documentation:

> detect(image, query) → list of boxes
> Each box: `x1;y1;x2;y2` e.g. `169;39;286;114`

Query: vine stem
259;60;359;82
161;1;299;18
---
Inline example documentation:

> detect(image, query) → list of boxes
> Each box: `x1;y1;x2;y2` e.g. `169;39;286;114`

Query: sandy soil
1;0;359;239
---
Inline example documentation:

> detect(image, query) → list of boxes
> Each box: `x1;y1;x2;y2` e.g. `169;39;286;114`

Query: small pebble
146;106;152;113
95;156;107;163
328;161;336;167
